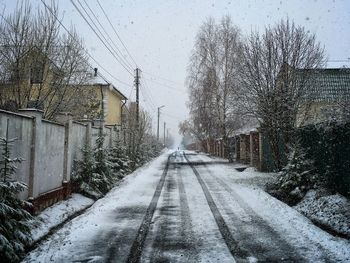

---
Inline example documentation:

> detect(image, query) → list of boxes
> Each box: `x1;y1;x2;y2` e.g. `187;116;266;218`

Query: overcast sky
2;0;350;142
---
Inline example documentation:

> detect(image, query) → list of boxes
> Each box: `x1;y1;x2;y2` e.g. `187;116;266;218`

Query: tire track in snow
199;165;306;262
183;152;250;262
203;166;332;262
144;161;198;262
125;153;173;263
176;163;199;261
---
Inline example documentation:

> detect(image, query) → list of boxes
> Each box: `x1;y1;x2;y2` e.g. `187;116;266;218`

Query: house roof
89;75;127;100
301;68;350;102
110;85;127;100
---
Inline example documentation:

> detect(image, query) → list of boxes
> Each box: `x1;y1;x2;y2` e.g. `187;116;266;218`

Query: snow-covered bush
268;140;318;205
93;129;113;193
0;132;32;262
133;139;162;168
73;128;113;198
108;142;131;179
72;143;98;198
298;121;350;197
268;121;350;205
295;190;350;238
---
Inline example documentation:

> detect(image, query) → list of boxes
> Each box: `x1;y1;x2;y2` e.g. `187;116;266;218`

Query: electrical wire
143;76;184;93
141;78;158;109
81;0;135;70
73;0;134;75
163;112;185;121
143;71;183;86
96;0;138;67
70;0;134;77
39;0;133;90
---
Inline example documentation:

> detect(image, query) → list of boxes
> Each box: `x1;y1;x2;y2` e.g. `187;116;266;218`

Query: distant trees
238;19;325;169
185;17;325;170
123;103;162;168
0;1;93;120
185;17;244;153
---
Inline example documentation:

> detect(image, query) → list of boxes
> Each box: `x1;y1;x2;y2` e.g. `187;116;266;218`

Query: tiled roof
302;68;350;102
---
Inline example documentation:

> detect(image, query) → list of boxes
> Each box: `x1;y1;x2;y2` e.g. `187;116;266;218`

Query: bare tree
0;1;93;120
123;102;155;166
238;18;325;170
186;16;243;153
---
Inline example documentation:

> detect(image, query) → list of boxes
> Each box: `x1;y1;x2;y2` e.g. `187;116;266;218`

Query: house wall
0;109;118;214
106;89;123;125
297;101;339;126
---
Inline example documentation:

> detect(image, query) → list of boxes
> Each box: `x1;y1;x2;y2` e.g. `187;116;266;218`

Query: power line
143;71;183;86
39;0;133;89
73;0;134;74
139;80;157;110
140;88;156;114
163;112;185;121
96;0;138;67
70;0;134;77
81;0;134;70
141;78;158;109
88;54;133;88
128;86;134;101
143;76;184;93
141;87;157;110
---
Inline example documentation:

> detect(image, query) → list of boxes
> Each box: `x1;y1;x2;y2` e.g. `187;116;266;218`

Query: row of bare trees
123;103;163;166
181;17;245;153
0;1;94;120
182;16;325;170
0;2;162;163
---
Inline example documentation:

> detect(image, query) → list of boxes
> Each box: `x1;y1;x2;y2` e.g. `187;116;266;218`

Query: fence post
63;119;73;182
258;132;264;171
18;109;43;199
250;132;254;166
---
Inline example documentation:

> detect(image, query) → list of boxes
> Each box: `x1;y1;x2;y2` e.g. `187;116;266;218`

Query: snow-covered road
23;151;350;263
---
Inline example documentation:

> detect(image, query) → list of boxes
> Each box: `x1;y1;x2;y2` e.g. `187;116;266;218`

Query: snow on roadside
294;190;350;238
23;150;173;262
231;185;350;261
200;152;350;241
28;149;169;245
28;194;94;243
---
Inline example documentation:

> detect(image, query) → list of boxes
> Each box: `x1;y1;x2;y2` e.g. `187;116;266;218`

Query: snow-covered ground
28;194;94;243
186;152;350;262
23;150;173;262
295;190;350;238
23;150;350;262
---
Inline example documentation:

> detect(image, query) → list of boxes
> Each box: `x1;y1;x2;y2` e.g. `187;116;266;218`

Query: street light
157;105;165;141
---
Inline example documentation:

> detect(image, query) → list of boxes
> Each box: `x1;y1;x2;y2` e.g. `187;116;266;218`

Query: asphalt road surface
23;151;350;263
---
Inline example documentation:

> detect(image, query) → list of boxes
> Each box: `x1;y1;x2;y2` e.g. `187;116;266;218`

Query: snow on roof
87;75;127;100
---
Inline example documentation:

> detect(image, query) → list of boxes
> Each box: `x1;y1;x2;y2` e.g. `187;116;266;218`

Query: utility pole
157;105;164;141
135;68;140;128
163;122;166;146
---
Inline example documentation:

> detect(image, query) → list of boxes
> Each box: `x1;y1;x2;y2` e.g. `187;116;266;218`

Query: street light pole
157;105;164;141
164;122;166;146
